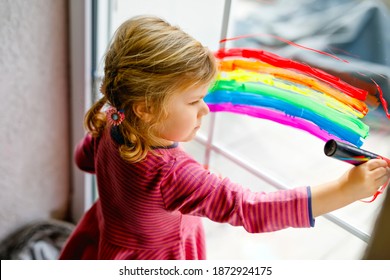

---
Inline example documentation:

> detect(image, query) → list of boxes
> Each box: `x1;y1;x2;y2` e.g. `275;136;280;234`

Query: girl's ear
133;101;152;122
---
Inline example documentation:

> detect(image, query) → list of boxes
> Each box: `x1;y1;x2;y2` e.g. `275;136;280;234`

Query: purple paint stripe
208;103;344;143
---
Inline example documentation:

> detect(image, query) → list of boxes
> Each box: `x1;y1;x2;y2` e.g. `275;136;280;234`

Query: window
81;0;390;259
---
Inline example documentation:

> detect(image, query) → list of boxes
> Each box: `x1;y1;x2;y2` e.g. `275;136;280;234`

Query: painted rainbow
205;48;372;147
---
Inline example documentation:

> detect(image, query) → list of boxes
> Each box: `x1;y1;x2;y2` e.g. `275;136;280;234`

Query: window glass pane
111;0;225;51
93;0;390;259
221;0;390;235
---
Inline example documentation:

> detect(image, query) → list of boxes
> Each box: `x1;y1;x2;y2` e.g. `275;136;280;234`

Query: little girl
59;15;390;260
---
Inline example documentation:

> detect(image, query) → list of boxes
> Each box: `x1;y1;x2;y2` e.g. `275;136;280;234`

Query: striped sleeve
74;134;96;174
160;157;313;233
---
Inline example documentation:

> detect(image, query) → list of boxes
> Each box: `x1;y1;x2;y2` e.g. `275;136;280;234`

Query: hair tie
106;107;125;126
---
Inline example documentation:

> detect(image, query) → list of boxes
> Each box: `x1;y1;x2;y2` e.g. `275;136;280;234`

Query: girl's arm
161;156;313;232
311;159;390;217
74;133;96;174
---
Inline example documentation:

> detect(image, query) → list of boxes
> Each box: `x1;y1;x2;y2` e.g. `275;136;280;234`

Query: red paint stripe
215;48;368;101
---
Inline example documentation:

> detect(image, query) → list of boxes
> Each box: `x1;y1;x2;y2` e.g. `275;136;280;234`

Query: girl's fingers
375;175;390;188
371;166;388;178
366;159;388;171
373;167;390;185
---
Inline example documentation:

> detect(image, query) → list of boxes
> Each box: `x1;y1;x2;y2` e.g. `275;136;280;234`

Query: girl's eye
190;100;200;105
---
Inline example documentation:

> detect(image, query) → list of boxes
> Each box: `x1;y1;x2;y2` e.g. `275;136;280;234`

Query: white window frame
69;0;374;243
69;0;95;222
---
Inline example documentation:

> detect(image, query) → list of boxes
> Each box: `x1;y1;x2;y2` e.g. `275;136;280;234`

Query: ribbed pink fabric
59;128;312;260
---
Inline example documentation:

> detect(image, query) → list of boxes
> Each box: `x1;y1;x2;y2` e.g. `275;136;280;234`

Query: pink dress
59;127;313;260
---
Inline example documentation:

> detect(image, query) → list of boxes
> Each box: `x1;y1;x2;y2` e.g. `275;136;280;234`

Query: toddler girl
59;15;390;260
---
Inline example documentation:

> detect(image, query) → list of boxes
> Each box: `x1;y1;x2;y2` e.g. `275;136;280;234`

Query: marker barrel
324;140;380;166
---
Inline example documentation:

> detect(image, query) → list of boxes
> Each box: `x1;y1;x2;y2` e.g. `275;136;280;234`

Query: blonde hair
85;15;217;162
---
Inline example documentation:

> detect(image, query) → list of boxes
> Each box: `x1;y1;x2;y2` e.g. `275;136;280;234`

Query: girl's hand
339;159;390;201
311;159;390;217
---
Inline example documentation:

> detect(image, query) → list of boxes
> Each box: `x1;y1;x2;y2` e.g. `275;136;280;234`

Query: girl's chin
180;132;198;143
159;129;200;144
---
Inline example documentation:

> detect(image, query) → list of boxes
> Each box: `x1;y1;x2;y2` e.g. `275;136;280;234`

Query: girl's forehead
177;83;210;97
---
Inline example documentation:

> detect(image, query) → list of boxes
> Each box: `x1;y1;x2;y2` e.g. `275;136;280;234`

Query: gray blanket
0;219;74;260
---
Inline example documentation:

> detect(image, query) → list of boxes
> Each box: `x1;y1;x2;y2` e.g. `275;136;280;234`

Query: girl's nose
200;99;210;116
